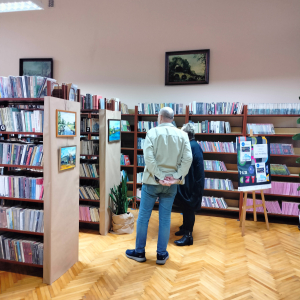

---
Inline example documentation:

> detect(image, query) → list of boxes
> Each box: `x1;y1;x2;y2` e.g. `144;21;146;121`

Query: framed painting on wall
59;145;77;171
108;119;121;143
165;49;210;85
19;58;53;78
56;110;77;137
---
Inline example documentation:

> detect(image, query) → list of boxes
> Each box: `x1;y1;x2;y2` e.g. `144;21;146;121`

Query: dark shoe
156;252;169;265
174;232;193;246
175;224;185;236
125;249;146;262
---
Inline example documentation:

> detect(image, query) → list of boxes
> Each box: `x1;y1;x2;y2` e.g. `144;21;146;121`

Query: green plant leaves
297;118;300;124
296;158;300;164
292;134;300;140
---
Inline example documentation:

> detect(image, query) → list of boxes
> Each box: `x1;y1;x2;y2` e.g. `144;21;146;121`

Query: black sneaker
125;249;146;262
156;252;169;265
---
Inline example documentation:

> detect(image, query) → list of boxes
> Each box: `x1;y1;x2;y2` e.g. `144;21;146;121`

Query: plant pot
112;212;134;234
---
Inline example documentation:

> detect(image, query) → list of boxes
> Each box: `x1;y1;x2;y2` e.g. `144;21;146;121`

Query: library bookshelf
121;105;300;224
0;93;80;284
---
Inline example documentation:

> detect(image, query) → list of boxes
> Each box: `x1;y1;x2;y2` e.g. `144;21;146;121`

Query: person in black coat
174;123;205;246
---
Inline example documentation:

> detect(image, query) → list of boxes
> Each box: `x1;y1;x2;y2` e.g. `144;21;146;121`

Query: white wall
0;0;299;108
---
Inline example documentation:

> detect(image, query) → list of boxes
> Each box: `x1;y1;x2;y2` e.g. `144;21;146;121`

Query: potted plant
109;177;138;234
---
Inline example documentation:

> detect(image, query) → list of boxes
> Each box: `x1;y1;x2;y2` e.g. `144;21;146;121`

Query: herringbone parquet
0;211;300;300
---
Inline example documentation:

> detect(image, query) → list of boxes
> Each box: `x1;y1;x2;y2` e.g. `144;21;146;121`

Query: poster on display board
237;136;272;191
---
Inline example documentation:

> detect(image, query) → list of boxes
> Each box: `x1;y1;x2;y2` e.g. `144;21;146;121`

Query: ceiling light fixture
0;0;44;13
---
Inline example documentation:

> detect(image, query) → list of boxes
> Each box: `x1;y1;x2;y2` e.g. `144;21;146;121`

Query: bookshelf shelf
79;177;99;180
201;206;239;212
127;181;134;185
246;134;295;137
0;196;43;203
0;258;43;268
204;189;240;194
203;152;237;155
195;133;243;136
248;114;300;117
80;132;99;135
0;164;43;169
0;98;44;103
137;114;185;117
190;114;244;118
79;220;99;224
204;170;238;175
121;147;134;150
121;131;134;134
246;211;299;218
1;132;43;136
80;154;99;157
0;228;44;236
122;114;136;116
251;193;300;198
121;165;134;168
79;198;99;203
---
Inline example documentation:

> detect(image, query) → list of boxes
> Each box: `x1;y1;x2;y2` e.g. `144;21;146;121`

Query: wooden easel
239;130;270;236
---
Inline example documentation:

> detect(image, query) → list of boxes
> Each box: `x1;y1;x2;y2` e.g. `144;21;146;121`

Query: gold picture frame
56;109;77;137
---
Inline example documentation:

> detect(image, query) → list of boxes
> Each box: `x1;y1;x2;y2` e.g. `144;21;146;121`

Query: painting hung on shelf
56;110;76;137
108;119;121;143
165;49;210;85
59;145;77;171
19;58;53;78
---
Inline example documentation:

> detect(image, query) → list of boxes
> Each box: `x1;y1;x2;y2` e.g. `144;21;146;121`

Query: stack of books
137;155;145;166
246;123;275;134
204;160;227;171
121;120;131;131
270;164;290;175
137;138;145;149
137;172;144;183
0;143;43;166
270;144;294;155
79;205;100;222
193;121;231;134
81;95;105;110
204;178;234;191
188;102;244;115
265;201;282;214
0;206;44;233
80;140;99;155
0;108;44;132
282;202;300;216
80;118;99;132
0;234;43;265
247;103;300;115
80;164;98;178
261;182;300;196
138;103;184;115
79;186;99;200
0;75;55;98
0;176;44;200
198;141;237;153
201;197;228;208
137;121;158;132
120;154;131;166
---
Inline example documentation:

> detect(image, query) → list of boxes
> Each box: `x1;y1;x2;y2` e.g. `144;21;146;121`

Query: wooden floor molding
1;210;300;299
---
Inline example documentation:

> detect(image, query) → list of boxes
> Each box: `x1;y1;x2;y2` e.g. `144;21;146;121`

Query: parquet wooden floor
1;210;300;300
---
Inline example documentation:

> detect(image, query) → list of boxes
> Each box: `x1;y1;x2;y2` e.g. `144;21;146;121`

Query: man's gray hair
181;123;195;139
159;107;174;120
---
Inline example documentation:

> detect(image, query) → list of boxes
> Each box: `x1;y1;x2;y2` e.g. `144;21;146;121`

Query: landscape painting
56;110;76;137
165;49;210;85
108;119;121;143
59;146;76;171
20;58;53;78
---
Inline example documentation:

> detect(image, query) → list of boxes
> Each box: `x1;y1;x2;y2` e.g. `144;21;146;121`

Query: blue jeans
135;184;177;256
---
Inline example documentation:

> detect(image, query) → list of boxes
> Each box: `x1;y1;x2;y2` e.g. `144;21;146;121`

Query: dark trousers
174;198;196;233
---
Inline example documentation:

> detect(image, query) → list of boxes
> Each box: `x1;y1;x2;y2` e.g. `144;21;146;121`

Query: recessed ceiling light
0;0;44;13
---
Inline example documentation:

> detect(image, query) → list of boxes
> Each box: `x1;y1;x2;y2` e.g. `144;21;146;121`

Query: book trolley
0;83;80;284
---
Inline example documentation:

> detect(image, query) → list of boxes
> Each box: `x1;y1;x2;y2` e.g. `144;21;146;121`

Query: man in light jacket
126;107;193;265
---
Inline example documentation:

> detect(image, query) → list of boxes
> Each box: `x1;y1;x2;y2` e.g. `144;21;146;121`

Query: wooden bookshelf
0;228;44;236
0;164;43;169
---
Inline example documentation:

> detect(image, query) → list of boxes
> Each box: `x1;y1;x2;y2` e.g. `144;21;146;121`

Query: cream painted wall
0;0;299;108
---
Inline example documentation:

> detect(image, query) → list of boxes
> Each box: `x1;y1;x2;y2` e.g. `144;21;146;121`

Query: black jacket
177;139;205;210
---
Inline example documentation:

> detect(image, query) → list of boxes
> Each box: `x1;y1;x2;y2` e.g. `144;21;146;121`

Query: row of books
201;197;228;209
282;202;300;216
0;143;43;166
138;103;184;115
121;120;131;131
0;234;43;265
80;164;99;178
120;154;131;166
137;155;145;167
0;176;44;200
270;143;294;155
80;140;99;155
0;108;44;133
0;76;54;98
79;186;99;200
204;160;227;171
137;172;144;184
259;181;300;196
270;164;290;175
137;121;158;132
193;121;231;134
247;103;300;115
120;170;129;182
79;205;100;222
81;94;105;110
80;118;99;132
137;138;145;150
189;102;244;115
0;206;44;233
246;123;275;134
204;178;234;191
198;141;237;153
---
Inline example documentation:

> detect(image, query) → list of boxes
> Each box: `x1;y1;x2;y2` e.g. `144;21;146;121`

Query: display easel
239;130;270;236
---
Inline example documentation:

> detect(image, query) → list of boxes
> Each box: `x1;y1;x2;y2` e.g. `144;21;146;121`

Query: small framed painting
59;145;77;171
19;58;53;78
56;110;76;137
108;119;121;143
165;49;210;85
